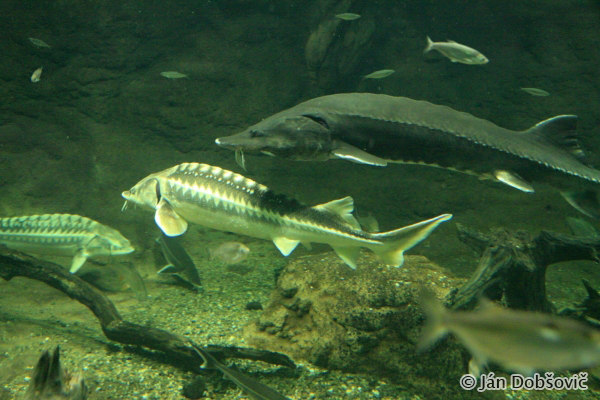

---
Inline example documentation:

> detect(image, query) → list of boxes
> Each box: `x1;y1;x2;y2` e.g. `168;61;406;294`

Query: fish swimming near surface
209;242;250;264
156;232;202;287
363;69;395;79
424;36;488;65
161;71;189;79
335;13;361;20
521;87;550;97
28;37;51;48
31;67;43;83
122;163;451;269
215;93;600;218
192;344;289;400
418;288;600;376
0;214;134;273
25;346;88;400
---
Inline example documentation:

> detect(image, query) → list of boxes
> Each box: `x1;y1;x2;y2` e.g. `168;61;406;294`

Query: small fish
209;242;250;264
419;288;600;376
356;212;379;232
363;69;395;79
192;344;289;400
25;346;88;400
31;67;43;83
160;71;189;79
520;87;550;97
424;36;488;65
335;13;361;20
156;233;202;287
28;37;51;48
0;214;134;273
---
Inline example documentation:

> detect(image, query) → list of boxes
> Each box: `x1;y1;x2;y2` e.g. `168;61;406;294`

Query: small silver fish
31;67;43;83
160;71;189;79
335;13;361;20
520;87;550;97
419;288;600;376
424;36;488;65
28;37;51;48
209;242;250;264
363;69;395;79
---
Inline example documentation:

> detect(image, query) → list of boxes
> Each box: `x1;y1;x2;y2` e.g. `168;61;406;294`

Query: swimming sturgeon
121;162;451;269
0;214;134;273
215;93;600;217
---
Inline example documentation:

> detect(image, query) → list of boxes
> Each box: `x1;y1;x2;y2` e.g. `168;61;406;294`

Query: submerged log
450;224;600;313
0;246;295;371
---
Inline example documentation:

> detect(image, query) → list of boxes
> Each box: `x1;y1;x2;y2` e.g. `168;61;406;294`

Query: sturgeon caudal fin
371;214;452;267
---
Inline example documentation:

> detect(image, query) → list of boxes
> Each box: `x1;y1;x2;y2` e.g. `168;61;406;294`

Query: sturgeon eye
250;130;264;138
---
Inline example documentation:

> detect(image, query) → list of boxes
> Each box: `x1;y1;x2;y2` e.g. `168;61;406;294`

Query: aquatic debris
520;87;550;97
209;242;250;264
335;13;361;20
157;232;202;287
0;214;134;273
30;67;43;83
28;37;51;48
419;288;600;376
424;36;488;65
25;346;88;400
122;162;451;269
363;69;395;79
160;71;189;79
192;344;289;400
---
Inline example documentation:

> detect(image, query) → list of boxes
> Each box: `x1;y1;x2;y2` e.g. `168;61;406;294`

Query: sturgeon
0;214;134;273
121;162;451;269
215;93;600;217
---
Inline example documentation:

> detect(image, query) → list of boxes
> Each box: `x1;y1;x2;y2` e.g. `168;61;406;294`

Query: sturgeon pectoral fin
331;246;360;269
273;237;300;256
70;251;88;273
157;265;177;274
331;141;388;166
561;190;600;219
494;170;534;192
155;199;188;236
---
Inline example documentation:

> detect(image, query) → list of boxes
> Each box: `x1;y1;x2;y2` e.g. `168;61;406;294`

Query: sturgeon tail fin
371;214;452;267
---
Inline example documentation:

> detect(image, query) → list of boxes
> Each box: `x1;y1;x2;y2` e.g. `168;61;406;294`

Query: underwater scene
2;0;600;398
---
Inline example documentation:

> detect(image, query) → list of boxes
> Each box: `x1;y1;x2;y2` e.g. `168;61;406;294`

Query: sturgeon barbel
215;93;600;217
121;163;451;269
0;214;134;273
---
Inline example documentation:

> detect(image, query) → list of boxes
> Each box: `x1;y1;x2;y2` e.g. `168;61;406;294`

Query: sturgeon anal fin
313;196;361;229
155;198;188;236
331;141;388;166
494;170;534;193
70;251;88;273
331;246;360;269
561;190;600;219
273;237;300;256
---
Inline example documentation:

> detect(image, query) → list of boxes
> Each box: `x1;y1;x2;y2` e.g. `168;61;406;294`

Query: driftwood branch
450;224;600;313
0;246;295;370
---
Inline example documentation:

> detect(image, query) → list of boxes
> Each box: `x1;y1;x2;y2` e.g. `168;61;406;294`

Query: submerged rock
244;251;467;383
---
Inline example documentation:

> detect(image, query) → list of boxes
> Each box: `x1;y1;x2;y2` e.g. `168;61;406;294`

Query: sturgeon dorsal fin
526;115;586;162
331;140;388;166
155;198;188;236
313;196;361;229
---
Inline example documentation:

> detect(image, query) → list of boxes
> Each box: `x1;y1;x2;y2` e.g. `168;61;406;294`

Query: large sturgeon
0;214;134;273
121;162;451;269
215;93;600;217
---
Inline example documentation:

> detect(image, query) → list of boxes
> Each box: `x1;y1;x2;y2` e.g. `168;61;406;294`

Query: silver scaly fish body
0;214;134;273
122;163;451;269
